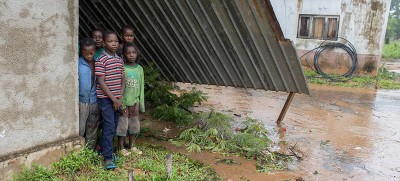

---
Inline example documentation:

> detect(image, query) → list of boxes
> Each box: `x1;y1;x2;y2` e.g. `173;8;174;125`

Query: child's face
81;45;95;62
91;31;103;49
122;29;134;43
104;34;119;53
124;46;138;63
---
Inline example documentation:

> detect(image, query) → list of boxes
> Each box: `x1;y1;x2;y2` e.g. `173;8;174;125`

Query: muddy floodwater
173;83;400;180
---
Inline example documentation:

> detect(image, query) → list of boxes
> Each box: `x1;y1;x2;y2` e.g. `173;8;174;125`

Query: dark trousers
98;98;119;161
79;102;101;150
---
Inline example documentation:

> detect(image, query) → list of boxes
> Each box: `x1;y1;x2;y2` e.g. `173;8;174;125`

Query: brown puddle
152;83;400;180
137;139;297;181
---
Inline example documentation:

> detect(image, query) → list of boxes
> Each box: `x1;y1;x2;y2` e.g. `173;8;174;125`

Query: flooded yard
172;83;400;180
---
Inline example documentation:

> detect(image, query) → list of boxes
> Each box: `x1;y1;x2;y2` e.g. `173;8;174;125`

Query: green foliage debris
171;112;292;172
144;62;208;124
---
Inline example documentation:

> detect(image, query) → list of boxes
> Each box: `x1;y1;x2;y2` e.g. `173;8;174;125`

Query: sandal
112;153;118;162
105;161;117;170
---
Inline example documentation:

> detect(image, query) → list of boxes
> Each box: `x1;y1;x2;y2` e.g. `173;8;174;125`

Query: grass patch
13;145;220;181
304;67;400;89
382;42;400;60
133;145;221;180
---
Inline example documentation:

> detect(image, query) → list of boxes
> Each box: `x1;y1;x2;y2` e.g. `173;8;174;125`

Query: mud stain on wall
0;26;49;75
297;0;303;12
353;0;367;5
341;2;347;11
362;1;385;53
19;8;29;18
66;0;76;37
340;12;352;38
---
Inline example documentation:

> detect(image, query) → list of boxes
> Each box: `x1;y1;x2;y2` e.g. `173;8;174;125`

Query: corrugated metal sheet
79;0;310;95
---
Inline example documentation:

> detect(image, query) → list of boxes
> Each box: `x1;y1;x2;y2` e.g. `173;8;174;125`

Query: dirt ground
382;61;400;73
148;83;400;181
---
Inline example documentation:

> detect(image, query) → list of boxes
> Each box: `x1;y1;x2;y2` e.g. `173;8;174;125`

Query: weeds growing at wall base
304;67;400;89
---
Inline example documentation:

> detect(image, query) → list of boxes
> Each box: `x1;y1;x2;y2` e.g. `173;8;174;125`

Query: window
297;15;339;40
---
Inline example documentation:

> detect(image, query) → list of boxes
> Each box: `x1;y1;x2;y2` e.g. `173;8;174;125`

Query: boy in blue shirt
78;38;101;150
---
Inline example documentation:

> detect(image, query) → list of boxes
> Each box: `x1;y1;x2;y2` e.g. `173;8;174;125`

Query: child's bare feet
121;149;131;157
131;147;143;155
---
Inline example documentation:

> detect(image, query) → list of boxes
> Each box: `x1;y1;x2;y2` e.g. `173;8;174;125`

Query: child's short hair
121;25;135;34
80;38;95;50
91;29;103;36
103;30;118;41
123;42;140;63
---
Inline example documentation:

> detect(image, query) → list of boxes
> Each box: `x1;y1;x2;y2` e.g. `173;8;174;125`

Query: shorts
116;116;140;136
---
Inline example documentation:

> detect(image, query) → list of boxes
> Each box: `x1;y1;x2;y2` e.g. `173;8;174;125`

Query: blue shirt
78;57;97;103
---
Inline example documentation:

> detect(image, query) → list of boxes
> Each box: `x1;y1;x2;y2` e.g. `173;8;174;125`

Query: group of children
78;26;145;170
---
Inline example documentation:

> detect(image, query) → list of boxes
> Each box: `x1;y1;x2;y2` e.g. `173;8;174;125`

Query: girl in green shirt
116;43;145;156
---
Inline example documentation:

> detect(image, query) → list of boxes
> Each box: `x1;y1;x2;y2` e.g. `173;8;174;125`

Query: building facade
270;0;391;75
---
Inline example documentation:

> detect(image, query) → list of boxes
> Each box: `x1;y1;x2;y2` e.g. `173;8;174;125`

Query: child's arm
95;60;122;110
139;67;145;113
97;76;122;110
121;73;126;97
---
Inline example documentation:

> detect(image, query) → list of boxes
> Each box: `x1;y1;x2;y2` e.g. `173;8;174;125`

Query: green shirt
94;48;105;61
122;64;145;112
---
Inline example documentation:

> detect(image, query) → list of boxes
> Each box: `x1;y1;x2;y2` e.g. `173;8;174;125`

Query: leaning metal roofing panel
79;0;310;95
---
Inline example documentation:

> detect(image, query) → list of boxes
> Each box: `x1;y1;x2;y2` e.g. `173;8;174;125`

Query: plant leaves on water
175;112;291;172
216;158;240;165
145;63;292;172
320;140;330;146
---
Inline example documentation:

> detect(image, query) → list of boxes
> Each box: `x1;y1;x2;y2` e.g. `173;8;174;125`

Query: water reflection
179;83;400;180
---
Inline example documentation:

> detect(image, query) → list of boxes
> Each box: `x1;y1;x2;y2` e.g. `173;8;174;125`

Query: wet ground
160;83;400;180
382;61;400;74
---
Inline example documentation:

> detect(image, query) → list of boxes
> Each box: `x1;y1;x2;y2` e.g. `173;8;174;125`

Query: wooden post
166;154;172;179
276;92;295;124
128;169;134;181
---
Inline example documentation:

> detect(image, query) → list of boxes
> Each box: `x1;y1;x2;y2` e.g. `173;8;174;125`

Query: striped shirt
95;51;124;99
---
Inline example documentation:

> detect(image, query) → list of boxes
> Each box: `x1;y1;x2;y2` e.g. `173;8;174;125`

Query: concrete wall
270;0;391;74
0;0;79;161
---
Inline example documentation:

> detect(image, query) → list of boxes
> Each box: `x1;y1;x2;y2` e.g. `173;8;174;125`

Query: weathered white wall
339;0;391;55
0;0;79;159
271;0;390;55
269;0;298;41
270;0;391;74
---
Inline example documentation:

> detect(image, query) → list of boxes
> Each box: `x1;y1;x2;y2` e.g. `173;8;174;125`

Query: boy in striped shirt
95;31;125;170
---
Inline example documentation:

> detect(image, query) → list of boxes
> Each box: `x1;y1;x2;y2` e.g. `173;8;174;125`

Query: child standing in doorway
117;25;135;57
95;31;125;170
116;43;144;156
91;29;105;61
78;38;101;150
